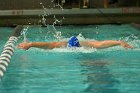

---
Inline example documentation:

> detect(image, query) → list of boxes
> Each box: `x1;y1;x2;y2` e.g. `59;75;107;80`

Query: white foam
28;45;140;54
51;47;97;53
30;47;97;53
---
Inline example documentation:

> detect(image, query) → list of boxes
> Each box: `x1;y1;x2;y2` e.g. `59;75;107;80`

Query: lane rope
0;25;23;79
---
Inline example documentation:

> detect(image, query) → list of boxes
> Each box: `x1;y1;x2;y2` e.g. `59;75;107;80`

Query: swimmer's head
67;36;80;47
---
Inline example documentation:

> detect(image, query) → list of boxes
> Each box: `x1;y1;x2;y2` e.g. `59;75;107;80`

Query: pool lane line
0;25;23;79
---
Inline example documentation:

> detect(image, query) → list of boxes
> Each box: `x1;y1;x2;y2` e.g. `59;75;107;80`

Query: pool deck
0;8;140;26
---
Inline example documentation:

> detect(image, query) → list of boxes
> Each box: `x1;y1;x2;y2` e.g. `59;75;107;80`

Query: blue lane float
0;25;23;79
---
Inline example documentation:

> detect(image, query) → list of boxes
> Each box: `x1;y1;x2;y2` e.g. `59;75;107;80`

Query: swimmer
18;36;133;50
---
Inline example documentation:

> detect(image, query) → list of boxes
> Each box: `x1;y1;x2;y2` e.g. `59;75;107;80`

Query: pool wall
0;8;140;26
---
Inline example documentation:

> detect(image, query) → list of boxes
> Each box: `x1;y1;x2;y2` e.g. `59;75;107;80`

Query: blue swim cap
67;36;80;47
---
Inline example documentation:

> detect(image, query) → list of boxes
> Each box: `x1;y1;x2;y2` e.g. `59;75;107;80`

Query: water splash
21;26;29;42
39;2;50;26
39;1;64;41
52;0;64;10
55;3;64;10
54;31;63;41
52;15;63;41
77;33;85;41
118;34;140;49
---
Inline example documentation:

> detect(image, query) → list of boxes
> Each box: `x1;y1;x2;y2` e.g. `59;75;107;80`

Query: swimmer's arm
31;42;53;49
18;42;67;50
80;40;133;49
31;42;67;49
97;40;133;49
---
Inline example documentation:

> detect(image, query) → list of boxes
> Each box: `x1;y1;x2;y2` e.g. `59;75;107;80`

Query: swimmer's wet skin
18;36;133;50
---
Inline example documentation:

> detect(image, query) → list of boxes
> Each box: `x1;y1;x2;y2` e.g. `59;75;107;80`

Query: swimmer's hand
120;42;133;49
18;42;32;50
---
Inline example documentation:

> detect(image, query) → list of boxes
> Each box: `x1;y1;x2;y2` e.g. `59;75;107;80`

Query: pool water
0;27;14;49
0;25;140;93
